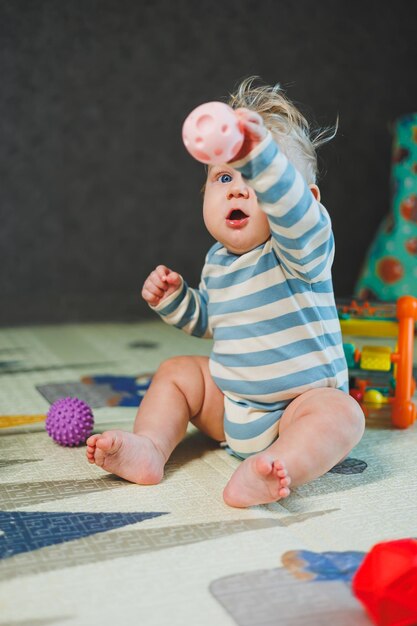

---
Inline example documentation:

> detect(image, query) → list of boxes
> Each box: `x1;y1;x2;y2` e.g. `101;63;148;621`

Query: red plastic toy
352;538;417;626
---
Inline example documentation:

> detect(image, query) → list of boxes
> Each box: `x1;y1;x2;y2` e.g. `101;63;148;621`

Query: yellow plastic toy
363;389;388;407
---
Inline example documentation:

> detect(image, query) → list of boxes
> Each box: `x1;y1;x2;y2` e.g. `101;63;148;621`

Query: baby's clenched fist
142;265;182;307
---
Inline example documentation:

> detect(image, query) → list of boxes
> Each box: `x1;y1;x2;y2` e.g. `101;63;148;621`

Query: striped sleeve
149;269;212;339
231;133;334;283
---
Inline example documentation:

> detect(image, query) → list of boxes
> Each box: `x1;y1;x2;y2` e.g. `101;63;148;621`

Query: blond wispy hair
228;76;337;184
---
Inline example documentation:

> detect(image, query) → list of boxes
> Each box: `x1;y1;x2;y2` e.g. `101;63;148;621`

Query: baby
87;78;365;508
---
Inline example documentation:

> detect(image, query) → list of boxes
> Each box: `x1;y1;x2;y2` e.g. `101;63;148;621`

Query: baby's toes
276;469;288;481
273;461;288;478
273;461;291;499
86;445;95;458
86;434;99;447
93;450;106;467
278;485;291;498
280;475;291;488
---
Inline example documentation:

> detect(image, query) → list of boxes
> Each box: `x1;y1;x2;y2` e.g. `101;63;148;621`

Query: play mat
1;319;416;625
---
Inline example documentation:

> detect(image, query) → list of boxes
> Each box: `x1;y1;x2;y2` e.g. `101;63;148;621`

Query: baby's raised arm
231;110;333;284
141;265;182;307
233;108;267;160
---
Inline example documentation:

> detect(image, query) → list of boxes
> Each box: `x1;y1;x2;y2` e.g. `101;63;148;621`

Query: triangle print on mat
0;511;168;559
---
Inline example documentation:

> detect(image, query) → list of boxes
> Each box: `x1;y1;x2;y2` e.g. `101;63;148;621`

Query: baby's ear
309;184;321;202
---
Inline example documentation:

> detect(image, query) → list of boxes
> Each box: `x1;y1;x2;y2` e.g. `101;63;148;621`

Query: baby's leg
86;356;225;484
223;388;365;507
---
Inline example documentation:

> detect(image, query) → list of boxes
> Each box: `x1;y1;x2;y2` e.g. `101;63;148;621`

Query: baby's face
203;164;271;255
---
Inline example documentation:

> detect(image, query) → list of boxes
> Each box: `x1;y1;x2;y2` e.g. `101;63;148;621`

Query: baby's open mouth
226;209;249;227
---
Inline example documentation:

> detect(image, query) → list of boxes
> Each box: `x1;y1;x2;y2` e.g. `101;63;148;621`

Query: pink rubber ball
182;101;244;164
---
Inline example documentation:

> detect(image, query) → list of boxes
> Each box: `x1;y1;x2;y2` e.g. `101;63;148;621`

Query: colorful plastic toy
45;397;94;446
355;113;417;302
352;538;417;626
338;295;417;428
182;101;244;164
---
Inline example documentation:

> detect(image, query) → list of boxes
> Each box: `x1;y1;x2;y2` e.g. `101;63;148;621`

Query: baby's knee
154;355;208;391
156;356;196;379
325;389;365;439
303;388;365;436
346;395;366;439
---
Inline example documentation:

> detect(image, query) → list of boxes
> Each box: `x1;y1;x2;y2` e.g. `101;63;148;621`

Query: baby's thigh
279;387;364;434
155;355;224;440
178;356;225;441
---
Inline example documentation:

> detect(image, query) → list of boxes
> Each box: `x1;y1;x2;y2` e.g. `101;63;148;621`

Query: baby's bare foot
86;430;165;484
223;454;291;508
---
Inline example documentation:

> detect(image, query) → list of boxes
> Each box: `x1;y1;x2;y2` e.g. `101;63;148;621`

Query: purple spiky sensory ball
46;397;94;446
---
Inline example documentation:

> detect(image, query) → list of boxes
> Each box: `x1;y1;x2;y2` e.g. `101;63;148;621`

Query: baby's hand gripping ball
182;101;244;164
46;397;94;446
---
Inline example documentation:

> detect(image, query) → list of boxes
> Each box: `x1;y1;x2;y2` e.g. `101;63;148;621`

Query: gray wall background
1;0;416;325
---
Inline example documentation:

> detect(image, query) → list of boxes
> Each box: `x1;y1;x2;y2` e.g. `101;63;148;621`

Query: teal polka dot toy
355;113;417;300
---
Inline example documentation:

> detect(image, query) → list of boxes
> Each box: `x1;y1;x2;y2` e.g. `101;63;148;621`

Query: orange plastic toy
339;295;417;428
392;296;417;427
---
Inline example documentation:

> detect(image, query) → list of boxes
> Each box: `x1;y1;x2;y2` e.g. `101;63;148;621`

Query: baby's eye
217;173;233;183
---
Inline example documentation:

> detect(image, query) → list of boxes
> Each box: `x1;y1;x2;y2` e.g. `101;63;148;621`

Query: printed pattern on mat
210;549;372;626
36;374;153;408
0;477;130;508
0;519;281;581
0;511;168;558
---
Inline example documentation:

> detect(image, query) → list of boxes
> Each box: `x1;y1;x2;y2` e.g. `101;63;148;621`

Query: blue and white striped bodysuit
152;133;348;459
